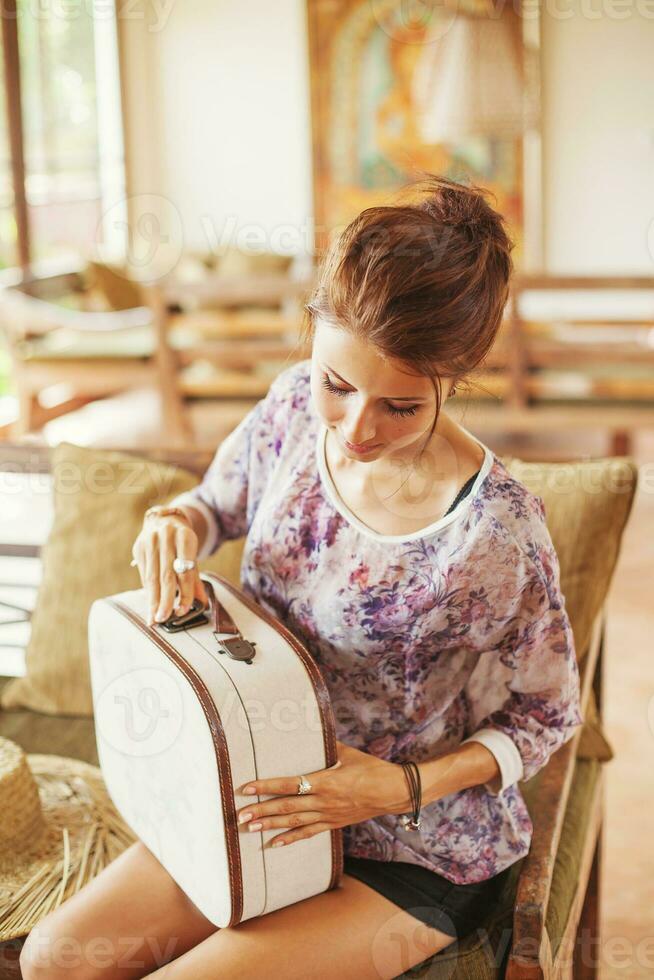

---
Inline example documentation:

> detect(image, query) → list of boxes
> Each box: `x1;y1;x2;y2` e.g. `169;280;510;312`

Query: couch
0;442;637;979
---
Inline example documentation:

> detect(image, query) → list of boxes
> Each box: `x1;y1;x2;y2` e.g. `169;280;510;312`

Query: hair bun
303;170;514;429
420;195;490;237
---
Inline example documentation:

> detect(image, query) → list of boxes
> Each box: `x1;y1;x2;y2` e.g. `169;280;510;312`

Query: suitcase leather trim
107;597;246;926
202;571;344;893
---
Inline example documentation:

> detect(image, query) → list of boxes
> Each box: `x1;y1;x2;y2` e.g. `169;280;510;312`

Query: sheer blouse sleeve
461;533;584;797
165;369;294;560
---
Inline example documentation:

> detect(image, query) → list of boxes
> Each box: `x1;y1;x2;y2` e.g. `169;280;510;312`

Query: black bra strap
444;468;481;517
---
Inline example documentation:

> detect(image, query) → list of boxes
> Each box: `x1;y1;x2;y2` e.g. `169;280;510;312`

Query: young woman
21;174;583;980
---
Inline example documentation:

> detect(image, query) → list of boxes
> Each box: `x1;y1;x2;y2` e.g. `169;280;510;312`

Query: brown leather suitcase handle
202;577;257;664
201;577;239;635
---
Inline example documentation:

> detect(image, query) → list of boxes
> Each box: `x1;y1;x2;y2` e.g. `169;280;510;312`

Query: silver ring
173;557;197;575
297;775;312;795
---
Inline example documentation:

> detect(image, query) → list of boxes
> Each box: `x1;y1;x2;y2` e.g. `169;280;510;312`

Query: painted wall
117;0;654;273
540;1;654;272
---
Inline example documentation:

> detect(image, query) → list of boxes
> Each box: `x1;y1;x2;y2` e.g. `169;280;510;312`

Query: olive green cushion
0;443;246;717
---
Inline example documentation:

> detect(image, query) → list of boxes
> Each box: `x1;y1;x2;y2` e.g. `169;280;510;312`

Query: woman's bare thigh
146;870;458;980
20;840;219;980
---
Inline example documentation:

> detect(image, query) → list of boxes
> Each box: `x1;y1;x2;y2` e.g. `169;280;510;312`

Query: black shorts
343;855;510;940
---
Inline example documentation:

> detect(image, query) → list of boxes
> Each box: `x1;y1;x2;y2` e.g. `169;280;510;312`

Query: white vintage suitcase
88;570;344;927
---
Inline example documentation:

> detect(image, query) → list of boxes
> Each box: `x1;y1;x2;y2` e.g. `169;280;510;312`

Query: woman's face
309;317;452;463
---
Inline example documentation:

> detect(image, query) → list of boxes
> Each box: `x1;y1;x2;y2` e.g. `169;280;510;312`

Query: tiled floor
599;433;654;980
1;397;653;978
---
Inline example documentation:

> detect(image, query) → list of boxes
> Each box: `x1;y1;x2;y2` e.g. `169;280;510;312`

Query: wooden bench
459;274;654;457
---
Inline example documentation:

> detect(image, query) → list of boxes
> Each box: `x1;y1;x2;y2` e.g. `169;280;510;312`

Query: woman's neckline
315;421;494;544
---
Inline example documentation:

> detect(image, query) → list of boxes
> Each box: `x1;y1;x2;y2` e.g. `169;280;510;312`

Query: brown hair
301;171;515;458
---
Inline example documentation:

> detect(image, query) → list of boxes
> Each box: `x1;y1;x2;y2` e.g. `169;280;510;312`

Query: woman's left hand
235;740;410;848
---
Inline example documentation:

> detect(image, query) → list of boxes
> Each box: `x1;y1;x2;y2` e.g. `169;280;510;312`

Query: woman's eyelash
320;374;419;418
386;405;418;418
322;374;350;395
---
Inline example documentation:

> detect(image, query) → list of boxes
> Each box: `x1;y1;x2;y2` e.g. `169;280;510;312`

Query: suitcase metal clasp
160;599;209;633
214;633;257;664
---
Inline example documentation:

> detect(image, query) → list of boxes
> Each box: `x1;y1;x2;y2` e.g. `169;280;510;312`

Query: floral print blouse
169;359;584;885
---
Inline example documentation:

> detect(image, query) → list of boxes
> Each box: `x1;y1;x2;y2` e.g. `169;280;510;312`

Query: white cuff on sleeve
461;728;524;796
165;492;220;561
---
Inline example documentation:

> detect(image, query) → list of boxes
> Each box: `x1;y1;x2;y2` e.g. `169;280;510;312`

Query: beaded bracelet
399;760;422;831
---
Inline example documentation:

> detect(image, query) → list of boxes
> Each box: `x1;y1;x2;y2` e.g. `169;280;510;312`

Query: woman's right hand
131;514;209;626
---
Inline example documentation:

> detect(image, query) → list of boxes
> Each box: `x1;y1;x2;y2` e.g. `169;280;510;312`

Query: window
0;43;17;270
1;0;126;266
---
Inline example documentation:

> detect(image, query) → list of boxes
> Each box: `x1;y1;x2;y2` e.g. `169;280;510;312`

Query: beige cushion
577;690;614;761
500;455;637;665
0;443;245;717
500;454;639;762
83;260;145;311
16;324;154;360
216;245;293;277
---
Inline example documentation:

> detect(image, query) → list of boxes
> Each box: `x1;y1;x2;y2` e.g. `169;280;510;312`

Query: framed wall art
306;0;542;269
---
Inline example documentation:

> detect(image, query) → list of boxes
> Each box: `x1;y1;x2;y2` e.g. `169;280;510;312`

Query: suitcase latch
160;599;209;633
214;633;257;664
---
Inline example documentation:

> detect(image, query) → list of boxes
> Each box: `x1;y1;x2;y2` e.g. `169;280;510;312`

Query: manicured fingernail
272;840;285;847
243;786;256;795
239;812;252;824
248;822;262;832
